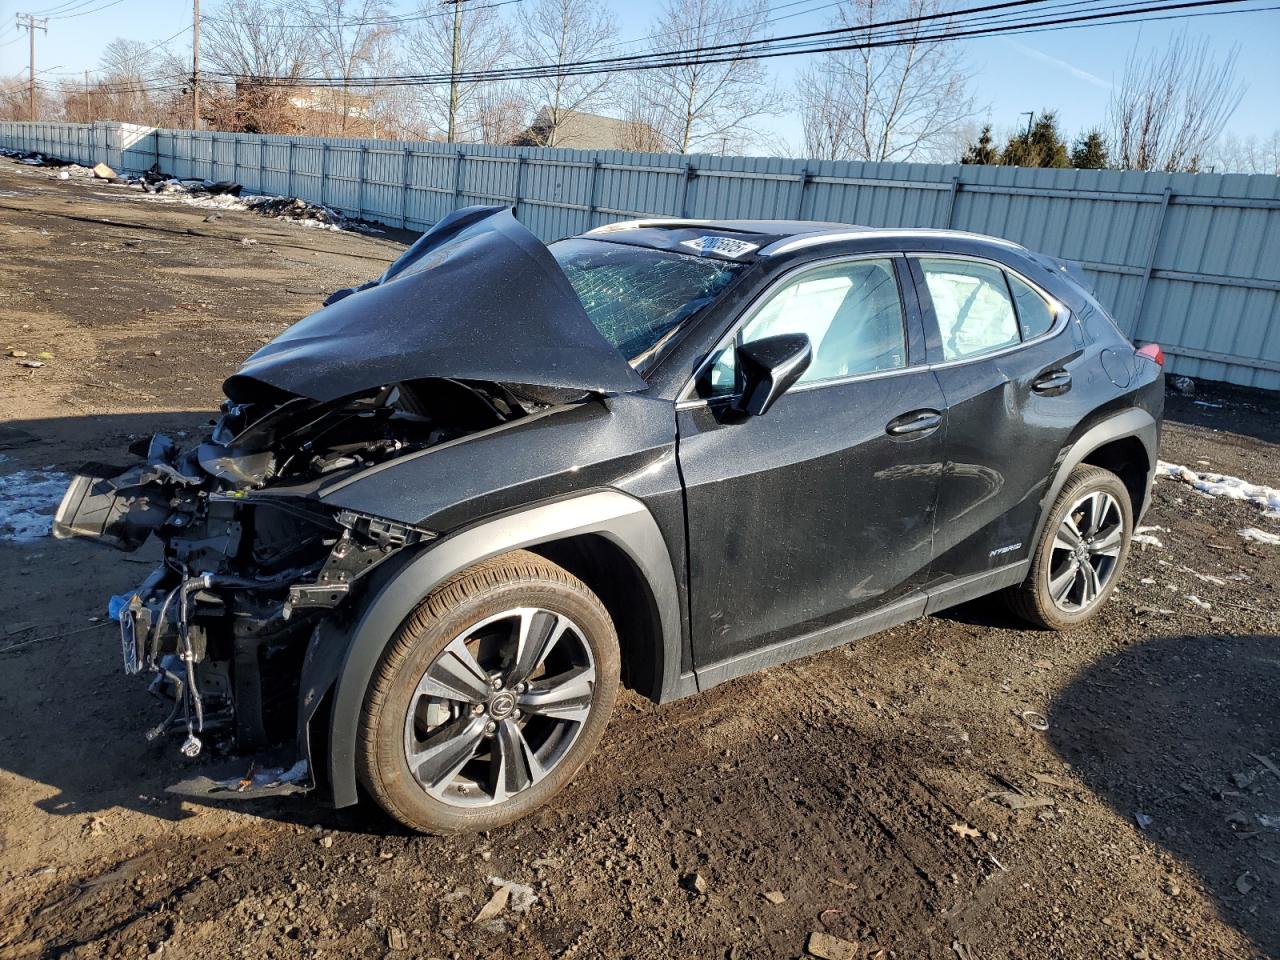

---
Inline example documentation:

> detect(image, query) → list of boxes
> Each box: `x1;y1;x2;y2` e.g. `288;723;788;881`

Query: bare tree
798;59;861;161
797;0;973;163
1213;130;1280;175
302;0;397;136
402;0;513;142
474;82;531;145
516;0;617;147
1107;31;1245;172
0;76;56;121
94;37;165;124
203;0;314;132
633;0;781;155
618;77;669;152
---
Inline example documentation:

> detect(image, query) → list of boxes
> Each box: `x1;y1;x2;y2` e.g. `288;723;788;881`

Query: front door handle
886;409;943;437
1033;370;1072;396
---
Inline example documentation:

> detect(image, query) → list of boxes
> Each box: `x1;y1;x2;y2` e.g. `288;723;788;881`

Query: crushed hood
224;206;647;403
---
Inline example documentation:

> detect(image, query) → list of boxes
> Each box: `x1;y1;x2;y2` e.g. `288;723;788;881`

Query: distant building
213;81;386;137
512;107;663;152
287;88;385;138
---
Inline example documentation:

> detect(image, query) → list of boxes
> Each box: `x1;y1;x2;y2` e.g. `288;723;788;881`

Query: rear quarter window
1008;273;1057;339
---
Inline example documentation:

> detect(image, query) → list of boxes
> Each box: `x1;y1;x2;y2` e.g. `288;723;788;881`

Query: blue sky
1;0;1277;154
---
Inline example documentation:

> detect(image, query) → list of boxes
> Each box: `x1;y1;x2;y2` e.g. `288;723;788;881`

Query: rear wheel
1006;464;1133;630
357;550;620;833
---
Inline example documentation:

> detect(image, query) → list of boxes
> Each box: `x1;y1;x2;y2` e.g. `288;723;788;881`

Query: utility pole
446;0;461;143
15;14;48;122
1020;111;1035;140
192;0;202;129
85;69;92;122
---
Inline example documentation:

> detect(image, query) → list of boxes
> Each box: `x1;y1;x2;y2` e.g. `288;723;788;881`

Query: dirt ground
0;157;1277;960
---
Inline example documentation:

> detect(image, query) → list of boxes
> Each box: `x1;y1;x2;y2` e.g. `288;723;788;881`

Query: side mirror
732;333;812;416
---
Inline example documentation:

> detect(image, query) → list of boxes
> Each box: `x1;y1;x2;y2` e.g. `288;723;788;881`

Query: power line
208;0;1165;86
222;0;1060;85
206;0;1265;88
39;24;192;78
200;0;528;30
26;0;101;17
48;0;131;20
61;0;1270;97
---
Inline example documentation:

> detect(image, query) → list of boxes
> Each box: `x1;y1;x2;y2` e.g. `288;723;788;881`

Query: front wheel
357;550;620;833
1005;464;1133;630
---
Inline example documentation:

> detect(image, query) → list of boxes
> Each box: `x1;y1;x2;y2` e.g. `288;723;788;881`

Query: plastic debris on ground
0;147;72;168
1157;460;1280;518
134;176;376;232
2;149;381;234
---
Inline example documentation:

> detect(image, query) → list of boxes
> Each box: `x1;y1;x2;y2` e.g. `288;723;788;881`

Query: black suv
55;206;1164;833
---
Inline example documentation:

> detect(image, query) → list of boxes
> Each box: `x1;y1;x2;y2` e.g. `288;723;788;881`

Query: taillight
1136;343;1165;367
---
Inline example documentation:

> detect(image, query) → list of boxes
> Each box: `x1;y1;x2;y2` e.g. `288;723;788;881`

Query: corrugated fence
3;119;1279;391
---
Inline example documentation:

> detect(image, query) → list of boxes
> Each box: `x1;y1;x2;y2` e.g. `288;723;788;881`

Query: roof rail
761;228;1025;257
585;217;714;235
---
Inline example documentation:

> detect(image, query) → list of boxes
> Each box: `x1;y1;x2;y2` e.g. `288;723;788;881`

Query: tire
357;550;620;834
1005;464;1133;630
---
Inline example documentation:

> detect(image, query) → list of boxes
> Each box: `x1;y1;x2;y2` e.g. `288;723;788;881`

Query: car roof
581;217;1025;262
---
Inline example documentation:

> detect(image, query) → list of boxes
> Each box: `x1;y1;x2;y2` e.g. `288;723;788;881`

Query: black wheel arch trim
315;489;684;809
1032;407;1159;550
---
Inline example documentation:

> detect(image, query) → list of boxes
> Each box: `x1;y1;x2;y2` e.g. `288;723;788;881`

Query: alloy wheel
402;607;596;807
1046;490;1125;613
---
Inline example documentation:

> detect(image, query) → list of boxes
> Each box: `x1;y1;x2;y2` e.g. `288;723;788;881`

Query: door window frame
675;252;920;408
908;253;1070;369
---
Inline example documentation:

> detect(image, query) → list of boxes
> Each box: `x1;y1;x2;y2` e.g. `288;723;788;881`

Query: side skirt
691;560;1030;693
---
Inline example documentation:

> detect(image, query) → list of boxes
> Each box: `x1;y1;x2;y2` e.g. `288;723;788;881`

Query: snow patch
1240;526;1280;546
0;457;71;543
123;181;384;233
1132;525;1164;548
1156;460;1280;519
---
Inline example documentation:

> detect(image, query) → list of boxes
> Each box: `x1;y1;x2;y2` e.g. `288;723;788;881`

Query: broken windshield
548;238;745;373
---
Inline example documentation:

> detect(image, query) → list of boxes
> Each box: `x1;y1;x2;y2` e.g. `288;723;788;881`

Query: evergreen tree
960;124;1000;164
1001;111;1070;167
1071;129;1110;169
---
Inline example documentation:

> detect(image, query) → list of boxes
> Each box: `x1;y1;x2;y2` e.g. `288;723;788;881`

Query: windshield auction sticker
679;236;760;259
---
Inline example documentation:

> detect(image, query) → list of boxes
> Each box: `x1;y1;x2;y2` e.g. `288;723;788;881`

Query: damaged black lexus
56;206;1163;833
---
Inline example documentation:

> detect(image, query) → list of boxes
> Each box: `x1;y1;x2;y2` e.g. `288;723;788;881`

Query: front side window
919;258;1021;361
699;258;906;398
548;238;746;373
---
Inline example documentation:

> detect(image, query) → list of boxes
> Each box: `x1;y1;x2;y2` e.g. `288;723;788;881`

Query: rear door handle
1032;370;1072;396
886;409;943;437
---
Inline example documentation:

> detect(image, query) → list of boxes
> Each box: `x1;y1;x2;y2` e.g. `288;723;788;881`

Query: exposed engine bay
53;378;564;778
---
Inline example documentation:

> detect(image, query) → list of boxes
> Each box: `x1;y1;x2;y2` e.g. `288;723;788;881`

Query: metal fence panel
3;119;1279;390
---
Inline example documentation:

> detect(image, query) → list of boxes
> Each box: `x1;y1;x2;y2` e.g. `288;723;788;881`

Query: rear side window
919;259;1020;361
1007;272;1056;339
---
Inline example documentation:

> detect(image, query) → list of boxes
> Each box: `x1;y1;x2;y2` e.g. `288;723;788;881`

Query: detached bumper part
53;469;170;550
